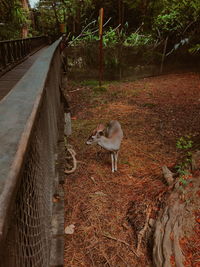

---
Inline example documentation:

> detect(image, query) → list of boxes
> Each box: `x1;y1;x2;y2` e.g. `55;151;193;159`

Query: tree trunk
52;0;60;33
118;0;125;29
118;0;122;28
76;5;81;34
21;0;29;38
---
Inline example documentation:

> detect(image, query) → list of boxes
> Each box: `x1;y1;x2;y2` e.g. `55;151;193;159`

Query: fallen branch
117;254;130;267
103;233;139;257
85;17;112;36
134;22;144;35
103;233;130;247
69;88;82;93
69;17;112;46
136;205;152;255
69;19;97;45
89;176;96;184
88;250;95;267
68;87;90;93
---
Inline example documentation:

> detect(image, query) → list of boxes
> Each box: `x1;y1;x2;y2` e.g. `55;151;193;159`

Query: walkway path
0;47;47;101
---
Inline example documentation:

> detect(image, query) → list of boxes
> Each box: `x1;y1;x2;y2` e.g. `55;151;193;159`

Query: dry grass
63;72;200;267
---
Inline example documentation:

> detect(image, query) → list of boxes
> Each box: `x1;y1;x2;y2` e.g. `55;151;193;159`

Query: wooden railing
0;39;65;266
0;36;47;76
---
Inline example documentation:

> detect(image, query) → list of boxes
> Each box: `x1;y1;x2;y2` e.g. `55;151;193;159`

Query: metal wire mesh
0;45;63;266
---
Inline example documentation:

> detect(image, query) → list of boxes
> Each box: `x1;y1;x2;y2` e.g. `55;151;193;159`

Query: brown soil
63;72;200;267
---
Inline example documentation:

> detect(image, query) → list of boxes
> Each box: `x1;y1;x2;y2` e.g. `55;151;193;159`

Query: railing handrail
0;36;47;44
0;38;61;244
0;35;48;77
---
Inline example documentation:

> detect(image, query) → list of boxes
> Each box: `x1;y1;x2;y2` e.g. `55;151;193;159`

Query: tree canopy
0;0;31;40
0;0;200;49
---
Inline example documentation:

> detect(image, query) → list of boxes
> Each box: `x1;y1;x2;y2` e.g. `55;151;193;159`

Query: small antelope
86;120;123;172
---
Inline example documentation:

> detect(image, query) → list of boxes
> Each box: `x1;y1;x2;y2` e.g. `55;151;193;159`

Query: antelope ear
97;124;105;132
98;131;104;136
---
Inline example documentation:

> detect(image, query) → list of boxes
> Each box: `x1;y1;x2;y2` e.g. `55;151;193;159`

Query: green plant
154;10;182;36
70;25;155;49
175;135;193;192
80;80;99;87
153;0;200;39
189;44;200;54
124;33;153;47
176;135;193;150
103;27;119;47
93;86;107;94
0;0;31;40
175;162;191;176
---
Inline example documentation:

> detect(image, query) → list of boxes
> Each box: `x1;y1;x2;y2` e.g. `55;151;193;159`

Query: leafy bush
189;44;200;54
0;0;31;40
153;0;200;38
176;136;193;150
70;26;155;48
154;11;182;36
124;33;154;47
103;28;119;47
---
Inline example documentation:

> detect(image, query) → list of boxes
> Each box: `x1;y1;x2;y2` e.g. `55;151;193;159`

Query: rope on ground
64;147;77;174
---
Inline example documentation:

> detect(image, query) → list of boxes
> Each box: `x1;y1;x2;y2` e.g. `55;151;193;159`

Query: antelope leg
111;153;114;172
114;151;118;171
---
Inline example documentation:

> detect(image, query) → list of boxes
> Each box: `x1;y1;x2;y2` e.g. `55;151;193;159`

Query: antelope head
86;124;105;145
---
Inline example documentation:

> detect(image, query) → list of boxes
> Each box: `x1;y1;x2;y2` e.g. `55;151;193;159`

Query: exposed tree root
153;182;185;267
162;165;174;185
153;150;200;267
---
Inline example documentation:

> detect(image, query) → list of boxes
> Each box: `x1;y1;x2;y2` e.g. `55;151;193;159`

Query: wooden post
99;8;104;87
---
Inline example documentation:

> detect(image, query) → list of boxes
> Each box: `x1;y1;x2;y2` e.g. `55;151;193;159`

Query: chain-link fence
66;44;200;81
0;39;64;266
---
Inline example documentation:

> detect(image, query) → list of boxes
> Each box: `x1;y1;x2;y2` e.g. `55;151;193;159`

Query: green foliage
176;135;193;150
0;0;30;40
80;80;99;87
153;0;200;38
34;0;200;44
70;30;99;45
93;86;107;94
70;26;155;48
70;27;119;47
175;161;191;176
175;135;193;191
154;11;182;35
124;33;153;47
103;28;119;47
12;1;30;26
36;0;92;35
189;44;200;54
1;0;200;49
123;0;143;10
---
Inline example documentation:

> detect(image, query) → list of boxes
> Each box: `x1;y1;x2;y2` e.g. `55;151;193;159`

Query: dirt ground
63;72;200;267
